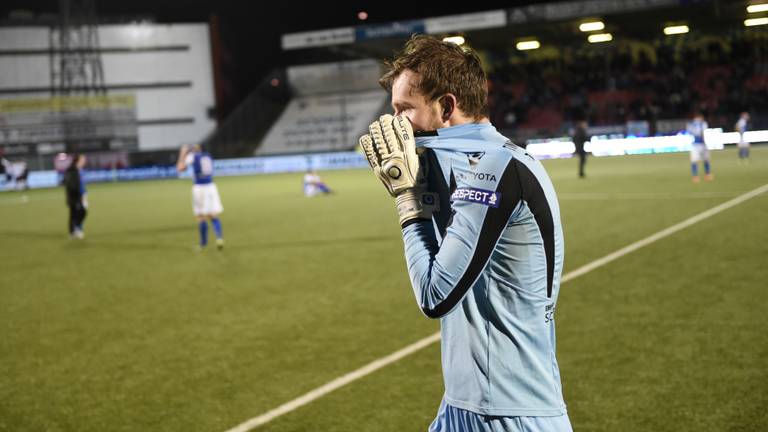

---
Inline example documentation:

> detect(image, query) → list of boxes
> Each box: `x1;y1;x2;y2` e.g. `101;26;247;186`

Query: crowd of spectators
485;31;768;136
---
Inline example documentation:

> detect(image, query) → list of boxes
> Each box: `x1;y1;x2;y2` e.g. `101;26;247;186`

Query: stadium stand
487;31;768;142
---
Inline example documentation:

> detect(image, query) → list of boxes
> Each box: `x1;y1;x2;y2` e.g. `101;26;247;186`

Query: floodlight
663;25;689;35
516;40;540;50
588;33;613;43
579;21;605;32
442;36;465;45
745;17;768;26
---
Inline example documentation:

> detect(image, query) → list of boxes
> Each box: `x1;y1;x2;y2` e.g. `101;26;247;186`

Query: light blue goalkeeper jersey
402;122;566;417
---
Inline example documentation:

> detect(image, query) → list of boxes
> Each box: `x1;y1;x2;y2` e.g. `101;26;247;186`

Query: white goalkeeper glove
359;115;437;226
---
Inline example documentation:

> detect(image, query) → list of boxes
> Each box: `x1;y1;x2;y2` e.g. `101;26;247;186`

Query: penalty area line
224;182;768;432
223;333;440;432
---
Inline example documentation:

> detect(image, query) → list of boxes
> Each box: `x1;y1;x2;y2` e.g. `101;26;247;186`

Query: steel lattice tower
50;0;105;95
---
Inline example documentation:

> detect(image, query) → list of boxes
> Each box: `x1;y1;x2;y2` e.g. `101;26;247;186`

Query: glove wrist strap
395;189;437;227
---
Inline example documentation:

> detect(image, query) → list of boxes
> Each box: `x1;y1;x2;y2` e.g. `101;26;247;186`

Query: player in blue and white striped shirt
177;144;224;250
686;113;713;183
735;111;750;162
360;35;571;432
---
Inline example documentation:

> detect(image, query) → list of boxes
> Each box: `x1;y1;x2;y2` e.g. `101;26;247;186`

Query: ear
439;94;457;121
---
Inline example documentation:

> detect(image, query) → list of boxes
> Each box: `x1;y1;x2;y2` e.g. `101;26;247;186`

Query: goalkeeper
360;35;572;432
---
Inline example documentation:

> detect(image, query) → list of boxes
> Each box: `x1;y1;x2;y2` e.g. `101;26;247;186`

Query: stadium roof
0;0;545;115
1;0;762;115
279;1;760;59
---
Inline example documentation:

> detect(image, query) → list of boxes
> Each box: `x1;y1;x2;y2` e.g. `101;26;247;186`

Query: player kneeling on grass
177;144;224;250
303;169;332;197
360;35;571;432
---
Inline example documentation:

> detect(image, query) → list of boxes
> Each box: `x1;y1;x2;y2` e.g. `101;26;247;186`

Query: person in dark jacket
63;154;88;239
573;120;589;178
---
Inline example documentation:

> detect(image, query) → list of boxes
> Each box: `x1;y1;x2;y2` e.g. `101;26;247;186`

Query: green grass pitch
1;147;767;431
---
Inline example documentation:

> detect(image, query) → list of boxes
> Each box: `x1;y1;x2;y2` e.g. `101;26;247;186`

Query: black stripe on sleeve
422;149;453;237
414;130;439;137
422;159;521;318
512;160;556;298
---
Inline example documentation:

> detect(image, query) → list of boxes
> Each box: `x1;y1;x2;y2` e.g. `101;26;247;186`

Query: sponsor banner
0;95;136;112
282;11;504;49
586;131;725;157
287;60;382;96
524;128;767;159
525;138;577;159
83;166;179;183
5;166;178;190
425;10;507;34
207;151;367;177
508;0;677;24
355;20;425;41
281;27;356;50
26;171;59;189
258;90;387;155
0;94;138;154
1;139;130;156
6;151;368;191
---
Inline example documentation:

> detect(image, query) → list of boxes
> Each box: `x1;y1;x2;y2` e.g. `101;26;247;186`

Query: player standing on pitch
63;154;88;239
360;35;571;432
686;112;713;183
177;144;225;250
572;119;589;179
735;111;750;162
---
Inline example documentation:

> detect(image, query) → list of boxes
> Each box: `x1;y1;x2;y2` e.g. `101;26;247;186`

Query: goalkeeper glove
359;115;437;226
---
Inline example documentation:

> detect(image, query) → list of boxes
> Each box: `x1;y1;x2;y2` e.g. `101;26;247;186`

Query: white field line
223;333;441;432
561;183;768;282
0;194;65;206
0;195;34;206
224;182;768;432
557;191;740;201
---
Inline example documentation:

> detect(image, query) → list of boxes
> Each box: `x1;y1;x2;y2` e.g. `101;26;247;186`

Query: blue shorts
428;399;573;432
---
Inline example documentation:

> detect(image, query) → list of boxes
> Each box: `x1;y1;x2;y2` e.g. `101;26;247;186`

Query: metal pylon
50;0;105;95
